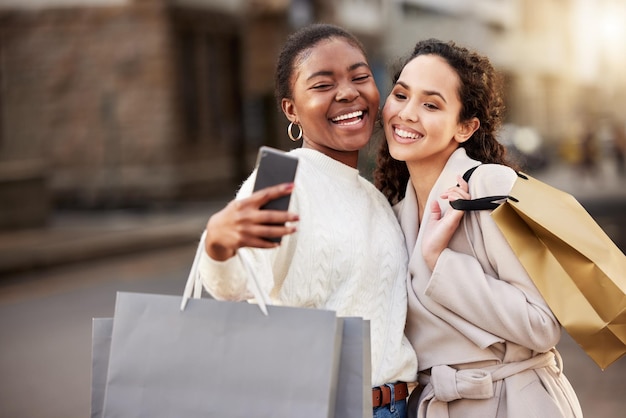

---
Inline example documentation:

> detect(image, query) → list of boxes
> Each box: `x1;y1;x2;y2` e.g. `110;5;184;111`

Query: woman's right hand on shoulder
422;175;470;270
204;183;299;261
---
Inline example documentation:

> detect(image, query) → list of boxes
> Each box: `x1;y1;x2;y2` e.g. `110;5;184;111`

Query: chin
351;141;371;152
387;145;410;163
345;134;371;150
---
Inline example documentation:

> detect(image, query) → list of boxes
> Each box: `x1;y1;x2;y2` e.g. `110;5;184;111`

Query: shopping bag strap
238;249;270;315
450;165;523;211
181;232;207;308
450;195;508;211
460;165;480;183
180;231;269;315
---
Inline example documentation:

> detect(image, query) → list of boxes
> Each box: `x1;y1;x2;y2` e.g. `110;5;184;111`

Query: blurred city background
1;0;625;417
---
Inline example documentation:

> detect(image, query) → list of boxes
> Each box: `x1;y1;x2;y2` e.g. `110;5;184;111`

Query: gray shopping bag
91;318;113;418
335;317;372;418
92;314;372;418
101;291;343;418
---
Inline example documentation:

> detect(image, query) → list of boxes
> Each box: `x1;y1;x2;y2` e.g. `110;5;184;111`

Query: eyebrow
395;81;447;104
306;62;370;81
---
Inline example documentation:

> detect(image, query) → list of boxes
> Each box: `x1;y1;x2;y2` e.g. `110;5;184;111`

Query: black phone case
252;146;299;242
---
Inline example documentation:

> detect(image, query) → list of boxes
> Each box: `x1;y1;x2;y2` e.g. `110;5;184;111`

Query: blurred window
0;38;3;147
178;29;239;146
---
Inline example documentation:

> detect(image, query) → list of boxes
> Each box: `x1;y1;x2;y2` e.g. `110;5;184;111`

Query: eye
424;103;439;110
393;92;407;100
312;83;333;90
353;74;371;82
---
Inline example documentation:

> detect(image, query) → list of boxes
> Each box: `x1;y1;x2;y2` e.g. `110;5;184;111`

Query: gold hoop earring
288;122;303;141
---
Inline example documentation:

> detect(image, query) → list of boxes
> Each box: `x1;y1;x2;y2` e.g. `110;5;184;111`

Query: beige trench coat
396;148;583;418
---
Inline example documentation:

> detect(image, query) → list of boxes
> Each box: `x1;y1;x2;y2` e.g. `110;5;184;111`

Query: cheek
369;86;381;108
297;98;326;121
381;102;395;124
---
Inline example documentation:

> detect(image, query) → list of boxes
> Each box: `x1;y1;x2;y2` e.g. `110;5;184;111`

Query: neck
408;167;437;225
405;146;461;223
301;141;360;168
406;158;450;225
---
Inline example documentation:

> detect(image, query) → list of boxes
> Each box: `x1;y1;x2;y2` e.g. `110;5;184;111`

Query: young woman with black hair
188;23;417;417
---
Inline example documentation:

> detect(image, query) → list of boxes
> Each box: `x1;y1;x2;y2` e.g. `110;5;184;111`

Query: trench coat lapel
394;148;480;257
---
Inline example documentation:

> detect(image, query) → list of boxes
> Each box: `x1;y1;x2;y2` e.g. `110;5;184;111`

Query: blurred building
1;0;253;218
1;0;624;228
387;0;626;156
0;0;385;227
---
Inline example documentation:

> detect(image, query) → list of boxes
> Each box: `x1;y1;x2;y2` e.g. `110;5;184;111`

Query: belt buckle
372;386;382;407
372;384;391;408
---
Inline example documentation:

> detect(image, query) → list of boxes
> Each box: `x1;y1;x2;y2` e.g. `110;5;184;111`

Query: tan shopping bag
452;167;626;370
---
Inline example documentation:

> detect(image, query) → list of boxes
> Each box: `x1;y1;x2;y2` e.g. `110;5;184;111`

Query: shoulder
467;164;518;197
359;176;398;212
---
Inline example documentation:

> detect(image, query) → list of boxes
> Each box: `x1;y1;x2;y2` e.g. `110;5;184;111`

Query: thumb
429;200;442;221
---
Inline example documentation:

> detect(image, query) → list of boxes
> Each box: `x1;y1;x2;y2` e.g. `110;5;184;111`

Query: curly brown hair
374;39;514;204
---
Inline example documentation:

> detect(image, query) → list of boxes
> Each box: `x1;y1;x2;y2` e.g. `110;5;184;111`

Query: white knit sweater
192;148;417;387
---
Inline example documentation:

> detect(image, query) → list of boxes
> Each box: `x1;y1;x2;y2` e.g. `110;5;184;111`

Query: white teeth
395;128;420;139
332;110;363;122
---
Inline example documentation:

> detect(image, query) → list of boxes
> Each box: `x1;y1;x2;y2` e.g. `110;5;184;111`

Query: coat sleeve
425;165;561;353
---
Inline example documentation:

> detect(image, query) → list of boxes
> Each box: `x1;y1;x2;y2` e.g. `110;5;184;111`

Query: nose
335;82;359;102
398;103;418;122
398;106;418;122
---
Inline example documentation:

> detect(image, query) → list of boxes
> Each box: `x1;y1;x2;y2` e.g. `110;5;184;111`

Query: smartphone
252;146;299;242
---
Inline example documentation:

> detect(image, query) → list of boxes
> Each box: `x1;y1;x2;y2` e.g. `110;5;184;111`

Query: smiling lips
393;126;423;143
331;110;364;126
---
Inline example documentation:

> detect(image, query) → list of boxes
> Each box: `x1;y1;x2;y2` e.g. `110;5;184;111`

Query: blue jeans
373;382;408;418
373;398;407;418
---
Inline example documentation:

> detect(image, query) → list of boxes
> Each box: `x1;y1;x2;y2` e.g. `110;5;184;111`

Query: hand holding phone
252;146;299;242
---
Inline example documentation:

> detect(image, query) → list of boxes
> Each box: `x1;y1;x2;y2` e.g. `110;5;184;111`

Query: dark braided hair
374;39;514;205
275;23;367;110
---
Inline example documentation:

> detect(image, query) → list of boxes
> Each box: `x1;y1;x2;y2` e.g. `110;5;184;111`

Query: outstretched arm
205;182;300;261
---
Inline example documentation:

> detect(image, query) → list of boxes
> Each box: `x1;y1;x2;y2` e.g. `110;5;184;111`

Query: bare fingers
204;183;299;260
249;182;295;207
440;175;470;203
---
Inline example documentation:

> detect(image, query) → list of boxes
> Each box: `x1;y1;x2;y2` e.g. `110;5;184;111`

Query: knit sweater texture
193;148;417;387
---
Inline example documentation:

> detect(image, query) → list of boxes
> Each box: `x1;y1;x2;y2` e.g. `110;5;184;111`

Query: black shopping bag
99;291;343;418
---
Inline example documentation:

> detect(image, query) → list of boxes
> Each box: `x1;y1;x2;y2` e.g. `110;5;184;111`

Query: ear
281;98;298;124
455;117;480;143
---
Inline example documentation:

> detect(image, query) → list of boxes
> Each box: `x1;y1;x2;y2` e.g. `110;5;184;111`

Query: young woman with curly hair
374;39;582;418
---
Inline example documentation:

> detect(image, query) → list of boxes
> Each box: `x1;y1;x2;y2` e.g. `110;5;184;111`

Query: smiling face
382;54;478;172
281;38;380;167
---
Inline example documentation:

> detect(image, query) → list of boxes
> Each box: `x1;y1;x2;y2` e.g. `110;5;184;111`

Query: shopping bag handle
180;231;270;315
238;249;270;315
181;235;206;309
450;165;523;211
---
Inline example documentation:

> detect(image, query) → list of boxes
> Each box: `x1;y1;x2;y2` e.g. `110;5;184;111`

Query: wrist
423;250;439;271
205;240;235;262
